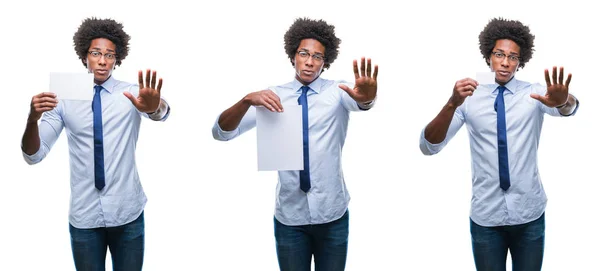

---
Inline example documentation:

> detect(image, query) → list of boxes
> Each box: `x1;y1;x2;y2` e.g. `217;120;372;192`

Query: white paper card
49;72;94;101
256;106;303;171
476;72;496;85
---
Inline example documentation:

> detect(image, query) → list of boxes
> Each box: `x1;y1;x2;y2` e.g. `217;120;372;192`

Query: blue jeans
69;212;145;271
471;213;545;271
274;210;349;271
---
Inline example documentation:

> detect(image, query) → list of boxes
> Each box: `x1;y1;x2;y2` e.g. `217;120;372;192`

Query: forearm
21;120;41;155
218;97;252;131
424;103;457;144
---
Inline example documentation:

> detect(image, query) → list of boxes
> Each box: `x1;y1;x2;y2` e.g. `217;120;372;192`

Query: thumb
530;93;547;105
123;92;138;106
338;84;353;95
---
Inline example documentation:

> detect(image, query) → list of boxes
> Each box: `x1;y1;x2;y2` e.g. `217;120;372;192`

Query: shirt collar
293;77;323;94
491;76;517;94
96;75;117;93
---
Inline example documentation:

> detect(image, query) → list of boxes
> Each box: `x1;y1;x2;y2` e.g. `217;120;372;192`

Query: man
420;18;579;271
21;17;170;271
212;17;378;271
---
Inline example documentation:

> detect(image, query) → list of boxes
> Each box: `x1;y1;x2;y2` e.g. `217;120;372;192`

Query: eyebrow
89;47;116;53
495;49;519;56
298;48;324;55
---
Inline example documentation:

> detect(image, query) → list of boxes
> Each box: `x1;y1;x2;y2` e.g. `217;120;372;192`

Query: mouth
95;69;109;76
301;70;315;76
497;71;511;76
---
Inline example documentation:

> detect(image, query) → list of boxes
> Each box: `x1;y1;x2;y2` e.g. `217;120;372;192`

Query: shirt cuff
357;96;377;111
419;128;444;155
22;146;44;165
559;96;579;117
148;100;170;121
212;116;240;141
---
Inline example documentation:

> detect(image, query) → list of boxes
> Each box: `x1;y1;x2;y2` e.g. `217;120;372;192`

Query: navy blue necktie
92;85;105;190
494;86;510;191
298;86;311;193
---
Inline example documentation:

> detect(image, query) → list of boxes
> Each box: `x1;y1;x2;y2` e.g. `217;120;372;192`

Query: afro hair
479;18;535;69
73;17;130;67
284;18;341;70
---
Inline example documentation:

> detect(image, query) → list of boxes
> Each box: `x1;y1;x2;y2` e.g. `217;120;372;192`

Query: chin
302;76;317;84
94;76;109;84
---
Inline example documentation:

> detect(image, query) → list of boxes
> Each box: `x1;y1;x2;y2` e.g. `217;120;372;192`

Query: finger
274;98;283;112
338;84;352;95
264;96;282;112
352;60;359;79
552;66;557;85
35;104;57;111
459;85;476;96
268;97;283;112
151;71;157;89
36;107;56;113
465;78;479;88
265;92;283;112
360;57;366;78
37;92;57;98
558;67;564;84
266;91;282;106
461;90;474;98
366;58;372;77
123;92;139;107
530;93;549;106
145;69;151;89
36;101;58;108
544;69;551;86
157;78;163;95
373;65;378;81
36;96;58;104
260;97;276;112
457;79;477;90
565;73;572;88
138;71;144;88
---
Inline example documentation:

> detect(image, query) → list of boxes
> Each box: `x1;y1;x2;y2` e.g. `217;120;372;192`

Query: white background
1;0;598;270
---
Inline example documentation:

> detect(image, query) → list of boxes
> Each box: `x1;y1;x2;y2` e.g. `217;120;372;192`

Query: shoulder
109;78;138;95
516;79;544;94
114;79;137;90
271;80;296;90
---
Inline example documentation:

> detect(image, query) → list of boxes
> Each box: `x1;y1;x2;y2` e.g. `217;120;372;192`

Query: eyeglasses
492;51;520;64
297;50;325;63
88;51;117;61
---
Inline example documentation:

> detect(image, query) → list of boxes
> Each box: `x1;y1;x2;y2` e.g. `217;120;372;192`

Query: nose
97;55;107;65
500;56;509;67
304;56;314;66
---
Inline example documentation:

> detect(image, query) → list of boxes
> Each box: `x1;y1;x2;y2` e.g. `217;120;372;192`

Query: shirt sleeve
419;105;466;155
22;106;64;164
147;98;170;121
212;106;257;141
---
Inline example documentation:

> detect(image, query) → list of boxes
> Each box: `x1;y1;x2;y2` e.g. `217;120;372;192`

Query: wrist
147;102;161;115
556;101;568;109
359;99;375;107
445;99;460;110
242;95;253;106
27;114;40;124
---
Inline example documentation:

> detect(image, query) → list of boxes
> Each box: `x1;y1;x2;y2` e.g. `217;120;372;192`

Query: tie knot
300;86;310;94
497;85;506;94
94;85;103;94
